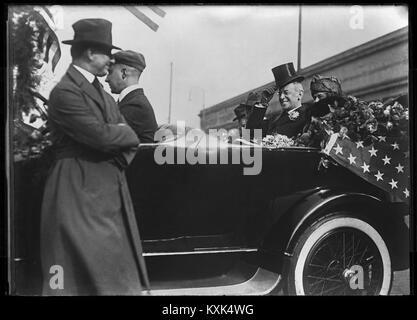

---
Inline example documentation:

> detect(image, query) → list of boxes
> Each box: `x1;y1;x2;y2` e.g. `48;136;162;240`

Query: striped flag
124;6;166;32
33;6;61;72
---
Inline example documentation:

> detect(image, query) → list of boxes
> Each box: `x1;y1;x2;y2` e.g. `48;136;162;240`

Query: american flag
324;133;410;204
124;6;166;32
33;6;61;72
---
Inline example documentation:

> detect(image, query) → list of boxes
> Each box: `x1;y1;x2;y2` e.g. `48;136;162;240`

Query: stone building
199;27;408;131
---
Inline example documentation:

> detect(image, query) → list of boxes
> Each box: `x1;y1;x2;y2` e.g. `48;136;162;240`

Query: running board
148;268;281;296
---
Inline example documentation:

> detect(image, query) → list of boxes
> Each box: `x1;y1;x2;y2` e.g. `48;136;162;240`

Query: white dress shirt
118;84;141;103
73;64;95;83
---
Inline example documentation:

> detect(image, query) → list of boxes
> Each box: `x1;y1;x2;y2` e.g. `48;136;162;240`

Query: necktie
92;77;102;95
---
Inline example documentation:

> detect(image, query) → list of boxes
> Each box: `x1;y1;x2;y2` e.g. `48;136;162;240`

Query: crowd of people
231;63;408;150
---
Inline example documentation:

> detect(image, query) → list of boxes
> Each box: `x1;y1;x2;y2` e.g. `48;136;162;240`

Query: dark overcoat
246;104;311;139
118;88;158;143
41;65;148;295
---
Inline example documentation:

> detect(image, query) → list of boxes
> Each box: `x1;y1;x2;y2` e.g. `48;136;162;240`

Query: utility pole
189;86;205;130
297;5;302;71
168;62;173;123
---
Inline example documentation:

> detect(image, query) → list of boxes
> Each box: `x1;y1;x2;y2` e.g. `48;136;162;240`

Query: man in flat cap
246;62;311;139
41;19;148;295
106;50;158;143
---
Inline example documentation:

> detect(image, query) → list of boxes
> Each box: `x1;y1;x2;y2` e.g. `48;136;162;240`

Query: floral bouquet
296;95;409;148
258;134;295;148
323;96;408;144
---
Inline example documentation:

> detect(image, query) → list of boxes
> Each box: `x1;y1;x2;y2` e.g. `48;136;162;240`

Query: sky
31;5;408;128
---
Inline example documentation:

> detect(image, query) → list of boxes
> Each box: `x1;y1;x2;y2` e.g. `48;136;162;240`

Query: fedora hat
62;18;121;50
233;103;252;121
271;62;304;89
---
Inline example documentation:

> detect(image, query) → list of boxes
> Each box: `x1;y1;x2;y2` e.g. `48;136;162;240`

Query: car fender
260;189;386;272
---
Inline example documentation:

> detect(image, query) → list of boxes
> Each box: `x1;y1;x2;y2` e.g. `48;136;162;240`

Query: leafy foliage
9;6;52;161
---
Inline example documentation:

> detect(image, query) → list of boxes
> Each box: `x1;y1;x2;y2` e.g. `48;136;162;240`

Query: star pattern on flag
391;142;399;150
348;153;356;164
375;171;384;181
334;144;343;155
389;179;398;189
326;134;410;203
395;163;404;173
361;162;370;173
369;146;378;157
382;155;391;165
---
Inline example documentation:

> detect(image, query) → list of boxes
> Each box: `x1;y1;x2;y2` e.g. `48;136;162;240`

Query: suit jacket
41;65;149;295
119;88;158;143
246;104;311;139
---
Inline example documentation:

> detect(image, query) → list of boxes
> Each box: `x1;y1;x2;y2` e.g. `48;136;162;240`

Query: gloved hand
261;85;277;104
246;91;261;106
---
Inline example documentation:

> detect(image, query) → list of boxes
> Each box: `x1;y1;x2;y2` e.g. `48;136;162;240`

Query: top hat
233;103;252;121
62;19;121;50
271;62;304;89
113;50;146;72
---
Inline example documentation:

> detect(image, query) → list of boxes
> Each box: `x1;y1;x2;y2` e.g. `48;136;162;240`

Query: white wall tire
287;214;392;295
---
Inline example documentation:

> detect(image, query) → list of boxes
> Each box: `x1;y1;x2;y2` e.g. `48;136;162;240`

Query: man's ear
85;48;94;61
299;89;304;99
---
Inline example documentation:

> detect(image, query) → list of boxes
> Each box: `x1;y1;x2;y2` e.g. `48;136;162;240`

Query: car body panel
11;136;409;294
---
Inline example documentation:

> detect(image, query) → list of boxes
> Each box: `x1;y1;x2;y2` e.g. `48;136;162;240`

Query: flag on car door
324;133;410;204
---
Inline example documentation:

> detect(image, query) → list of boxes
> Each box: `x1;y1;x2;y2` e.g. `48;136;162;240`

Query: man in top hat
106;50;158;143
246;62;311;139
41;19;148;295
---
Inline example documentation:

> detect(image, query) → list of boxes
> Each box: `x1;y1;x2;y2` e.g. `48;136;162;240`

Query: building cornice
201;26;408;117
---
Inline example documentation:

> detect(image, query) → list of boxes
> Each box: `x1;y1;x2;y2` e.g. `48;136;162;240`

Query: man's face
90;48;113;77
105;63;125;94
279;82;303;111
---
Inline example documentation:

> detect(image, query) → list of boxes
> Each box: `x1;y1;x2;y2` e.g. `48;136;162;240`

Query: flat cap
113;50;146;72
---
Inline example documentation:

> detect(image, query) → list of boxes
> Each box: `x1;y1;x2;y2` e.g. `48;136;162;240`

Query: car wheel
286;213;392;295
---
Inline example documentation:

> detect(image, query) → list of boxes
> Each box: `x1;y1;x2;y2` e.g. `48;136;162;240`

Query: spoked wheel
286;214;392;295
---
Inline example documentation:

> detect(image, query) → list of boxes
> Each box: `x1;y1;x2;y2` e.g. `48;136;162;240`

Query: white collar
73;64;95;83
288;104;303;114
118;84;141;102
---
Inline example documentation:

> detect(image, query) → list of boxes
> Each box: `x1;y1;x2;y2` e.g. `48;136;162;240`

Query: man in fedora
233;103;252;129
246;62;311;139
40;19;149;295
106;50;158;143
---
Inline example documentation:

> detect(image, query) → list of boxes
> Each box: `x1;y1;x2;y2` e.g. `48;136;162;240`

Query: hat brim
277;75;305;89
62;39;121;50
